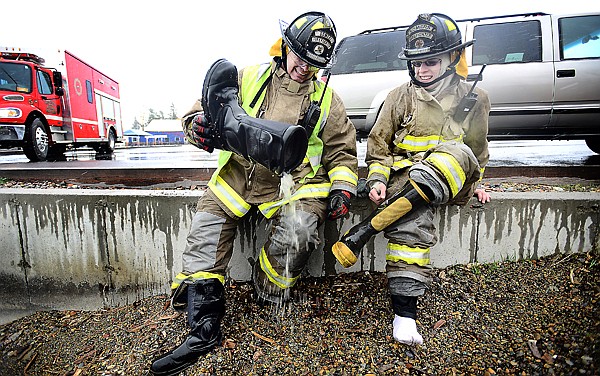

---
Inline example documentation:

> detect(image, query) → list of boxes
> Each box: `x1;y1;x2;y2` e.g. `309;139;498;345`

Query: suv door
551;13;600;140
465;14;554;139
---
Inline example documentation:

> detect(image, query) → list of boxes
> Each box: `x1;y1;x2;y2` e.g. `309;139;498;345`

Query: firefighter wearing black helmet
332;13;491;346
149;11;358;376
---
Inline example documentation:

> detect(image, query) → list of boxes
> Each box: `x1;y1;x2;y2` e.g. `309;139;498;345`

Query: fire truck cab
0;46;123;161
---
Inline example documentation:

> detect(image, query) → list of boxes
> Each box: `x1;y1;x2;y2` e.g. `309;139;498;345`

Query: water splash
259;172;308;316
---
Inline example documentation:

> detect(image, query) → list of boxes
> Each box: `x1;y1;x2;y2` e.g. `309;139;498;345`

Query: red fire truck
0;46;123;161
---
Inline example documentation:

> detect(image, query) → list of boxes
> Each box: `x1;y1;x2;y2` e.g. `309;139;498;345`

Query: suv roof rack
359;12;548;35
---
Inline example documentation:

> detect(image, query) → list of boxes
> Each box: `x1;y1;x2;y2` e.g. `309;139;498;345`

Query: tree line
131;103;178;130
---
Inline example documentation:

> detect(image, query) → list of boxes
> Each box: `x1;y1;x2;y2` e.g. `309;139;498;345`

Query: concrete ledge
0;188;598;313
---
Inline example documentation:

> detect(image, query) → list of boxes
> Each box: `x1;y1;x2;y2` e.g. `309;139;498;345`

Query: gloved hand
356;178;369;199
327;190;352;220
191;113;216;152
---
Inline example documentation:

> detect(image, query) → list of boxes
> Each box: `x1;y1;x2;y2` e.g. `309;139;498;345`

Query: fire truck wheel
97;129;116;154
23;118;49;162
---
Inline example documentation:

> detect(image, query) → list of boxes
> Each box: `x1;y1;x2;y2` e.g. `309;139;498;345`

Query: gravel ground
0;252;597;376
1;178;598;375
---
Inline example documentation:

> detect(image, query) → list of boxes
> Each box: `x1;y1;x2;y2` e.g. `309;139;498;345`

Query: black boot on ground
201;58;308;174
149;278;225;376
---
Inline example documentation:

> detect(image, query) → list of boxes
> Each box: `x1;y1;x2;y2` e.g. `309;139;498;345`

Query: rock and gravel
0;252;597;376
1;177;598;375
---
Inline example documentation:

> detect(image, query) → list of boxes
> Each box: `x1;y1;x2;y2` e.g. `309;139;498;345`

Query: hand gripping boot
331;179;432;268
202;58;308;175
150;278;225;376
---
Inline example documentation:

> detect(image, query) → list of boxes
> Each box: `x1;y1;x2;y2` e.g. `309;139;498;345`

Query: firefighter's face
411;57;442;84
286;52;318;83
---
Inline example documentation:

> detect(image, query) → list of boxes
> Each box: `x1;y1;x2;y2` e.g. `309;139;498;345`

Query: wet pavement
1;140;599;168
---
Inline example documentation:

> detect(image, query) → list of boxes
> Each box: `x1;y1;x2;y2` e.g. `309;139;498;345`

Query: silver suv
324;12;600;153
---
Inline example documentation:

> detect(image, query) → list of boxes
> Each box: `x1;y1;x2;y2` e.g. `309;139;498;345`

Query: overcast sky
5;0;597;128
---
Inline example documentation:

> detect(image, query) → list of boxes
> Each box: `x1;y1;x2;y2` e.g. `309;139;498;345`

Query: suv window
559;14;600;59
472;21;542;64
330;30;408;74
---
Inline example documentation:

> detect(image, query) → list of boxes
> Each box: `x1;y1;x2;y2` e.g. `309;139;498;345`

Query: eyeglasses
411;59;441;68
289;53;320;72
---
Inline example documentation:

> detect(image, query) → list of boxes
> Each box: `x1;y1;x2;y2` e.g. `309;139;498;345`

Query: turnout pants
181;190;326;303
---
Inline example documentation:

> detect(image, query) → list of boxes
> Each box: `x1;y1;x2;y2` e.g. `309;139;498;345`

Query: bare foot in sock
393;315;423;345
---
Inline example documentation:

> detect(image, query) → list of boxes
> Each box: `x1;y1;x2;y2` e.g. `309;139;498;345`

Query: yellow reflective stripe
259;247;298;289
171;272;189;289
393;159;413;169
386;243;430;266
258;182;331;218
396;134;441;152
479;166;486;181
301;81;332;181
170;272;225;289
396;134;463;152
427;152;466;197
208;175;251;218
368;162;390;180
240;64;270;116
328;166;358;185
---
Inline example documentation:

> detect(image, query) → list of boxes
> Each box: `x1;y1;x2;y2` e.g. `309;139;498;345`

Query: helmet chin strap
409;53;461;88
281;39;288;71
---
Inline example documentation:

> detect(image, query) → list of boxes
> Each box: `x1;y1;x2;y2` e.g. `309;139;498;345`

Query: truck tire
585;137;600;154
104;129;116;152
95;129;116;154
23;118;49;162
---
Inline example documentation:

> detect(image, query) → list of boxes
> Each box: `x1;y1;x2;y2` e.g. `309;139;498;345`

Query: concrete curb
0;188;598;318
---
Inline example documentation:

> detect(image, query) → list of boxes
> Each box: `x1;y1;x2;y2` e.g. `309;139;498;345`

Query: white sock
393;315;423;346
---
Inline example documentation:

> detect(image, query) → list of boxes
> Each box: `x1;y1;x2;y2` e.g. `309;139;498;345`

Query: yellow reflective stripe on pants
368;162;390;180
171;271;225;289
426;152;466;197
208;175;251;218
259;246;298;289
258;182;331;219
386;243;430;266
328;166;358;186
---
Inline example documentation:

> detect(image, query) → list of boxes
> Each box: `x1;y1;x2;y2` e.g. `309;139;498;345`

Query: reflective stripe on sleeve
368;162;390;181
395;134;463;152
208;175;251;218
392;159;413;169
328;166;358;186
258;182;331;218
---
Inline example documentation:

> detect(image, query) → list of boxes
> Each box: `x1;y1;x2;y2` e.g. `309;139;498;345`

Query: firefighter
149;11;358;376
333;13;491;346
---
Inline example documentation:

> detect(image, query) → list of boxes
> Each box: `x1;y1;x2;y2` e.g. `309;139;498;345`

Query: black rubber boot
150;278;225;376
331;180;433;268
201;58;308;174
391;294;418;319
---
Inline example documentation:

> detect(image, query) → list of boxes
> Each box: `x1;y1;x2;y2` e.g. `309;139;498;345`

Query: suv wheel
585;137;600;154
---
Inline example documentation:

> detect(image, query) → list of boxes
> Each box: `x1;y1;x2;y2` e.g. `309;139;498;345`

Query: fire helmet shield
400;13;474;60
280;11;337;68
